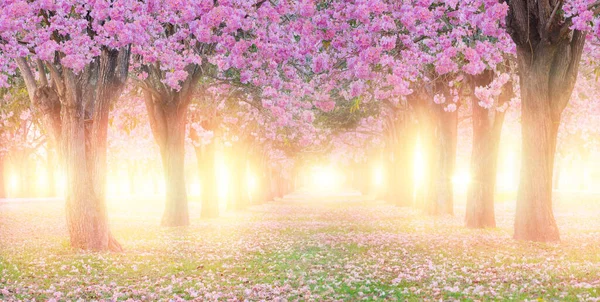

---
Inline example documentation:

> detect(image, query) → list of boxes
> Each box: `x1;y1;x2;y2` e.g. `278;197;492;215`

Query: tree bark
514;92;560;241
63;48;129;252
62;100;115;251
141;63;203;227
17;48;129;251
157;104;189;227
505;0;588;242
196;142;219;219
513;48;563;241
465;73;508;228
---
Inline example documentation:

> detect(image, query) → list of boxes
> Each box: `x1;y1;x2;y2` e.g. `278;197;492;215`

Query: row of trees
0;0;599;251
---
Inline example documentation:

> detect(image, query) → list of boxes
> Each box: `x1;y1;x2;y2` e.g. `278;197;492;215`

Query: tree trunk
505;0;587;242
158;105;189;227
16;49;128;251
514;100;560;241
511;36;585;241
141;63;203;226
63;104;117;251
465;73;509;228
514;50;562;241
417;96;456;215
196;142;219;219
465;116;502;228
61;48;129;252
466;88;501;228
142;86;194;227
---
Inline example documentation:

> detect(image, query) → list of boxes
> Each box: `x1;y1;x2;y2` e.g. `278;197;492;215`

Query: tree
0;1;145;251
131;0;295;225
505;0;600;241
189;101;220;219
465;71;514;228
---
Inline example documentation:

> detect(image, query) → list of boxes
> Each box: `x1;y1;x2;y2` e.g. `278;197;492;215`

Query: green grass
1;196;600;300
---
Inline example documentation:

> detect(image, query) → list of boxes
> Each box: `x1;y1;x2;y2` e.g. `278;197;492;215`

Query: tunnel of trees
0;0;599;253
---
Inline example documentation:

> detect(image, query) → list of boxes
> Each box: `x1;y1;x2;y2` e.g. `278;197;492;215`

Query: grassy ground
1;193;600;301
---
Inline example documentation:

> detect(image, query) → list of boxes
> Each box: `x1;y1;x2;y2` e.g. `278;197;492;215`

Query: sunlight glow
189;176;201;197
497;149;518;192
247;171;258;194
9;173;18;194
310;165;342;191
216;153;229;200
413;142;425;190
452;172;471;188
372;164;384;187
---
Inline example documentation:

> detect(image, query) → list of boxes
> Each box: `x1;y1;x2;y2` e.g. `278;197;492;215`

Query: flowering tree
0;0;147;251
130;0;301;225
465;68;516;228
188;87;222;219
397;0;511;215
505;0;600;241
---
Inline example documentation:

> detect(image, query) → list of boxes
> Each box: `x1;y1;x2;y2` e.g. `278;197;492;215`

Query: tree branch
36;59;48;87
545;0;563;33
45;62;64;97
15;58;38;102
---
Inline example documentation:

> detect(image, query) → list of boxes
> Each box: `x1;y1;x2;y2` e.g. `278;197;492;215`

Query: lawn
1;194;600;301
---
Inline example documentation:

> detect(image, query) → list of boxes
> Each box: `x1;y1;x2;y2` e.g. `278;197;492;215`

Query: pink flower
312;54;330;74
380;36;397;51
315;101;336;112
444;103;457;112
433;94;446;104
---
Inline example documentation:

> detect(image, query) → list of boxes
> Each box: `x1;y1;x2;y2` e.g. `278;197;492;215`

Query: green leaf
248;44;258;53
350;96;361;113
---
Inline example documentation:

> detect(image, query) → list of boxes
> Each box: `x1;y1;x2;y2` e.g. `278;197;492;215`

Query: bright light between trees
310;166;343;191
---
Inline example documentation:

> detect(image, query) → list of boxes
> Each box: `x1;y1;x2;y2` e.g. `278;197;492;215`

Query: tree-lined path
2;0;600;300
